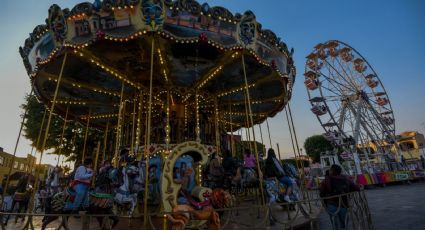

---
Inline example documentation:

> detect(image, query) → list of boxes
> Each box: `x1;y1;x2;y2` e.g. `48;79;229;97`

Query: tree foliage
21;94;105;165
303;135;334;163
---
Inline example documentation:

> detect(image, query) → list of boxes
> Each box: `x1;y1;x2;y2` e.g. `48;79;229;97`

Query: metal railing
0;190;373;230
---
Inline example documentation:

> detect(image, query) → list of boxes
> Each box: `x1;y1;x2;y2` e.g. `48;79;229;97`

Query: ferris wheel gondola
304;40;397;174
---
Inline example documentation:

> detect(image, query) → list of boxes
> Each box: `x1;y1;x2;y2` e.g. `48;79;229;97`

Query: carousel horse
264;178;306;226
228;165;259;195
241;167;259;187
41;168;119;230
4;175;32;225
133;161;146;191
114;164;139;215
167;188;232;230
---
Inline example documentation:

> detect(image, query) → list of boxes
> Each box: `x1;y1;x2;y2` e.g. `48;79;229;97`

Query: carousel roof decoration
20;0;296;130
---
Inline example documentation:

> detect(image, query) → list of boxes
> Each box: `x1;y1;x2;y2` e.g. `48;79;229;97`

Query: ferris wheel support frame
305;40;403;175
351;100;363;175
348;100;375;174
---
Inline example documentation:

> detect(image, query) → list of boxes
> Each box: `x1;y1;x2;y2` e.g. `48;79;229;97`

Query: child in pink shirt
243;151;256;168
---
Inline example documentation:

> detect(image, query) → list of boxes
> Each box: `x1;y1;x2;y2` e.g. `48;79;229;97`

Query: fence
0;190;373;230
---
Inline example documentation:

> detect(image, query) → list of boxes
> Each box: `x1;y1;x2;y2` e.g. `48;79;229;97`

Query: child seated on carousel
174;165;195;205
64;158;94;213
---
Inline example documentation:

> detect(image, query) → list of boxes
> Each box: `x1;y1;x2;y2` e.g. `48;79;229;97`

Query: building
397;131;425;159
0;147;36;181
0;147;54;183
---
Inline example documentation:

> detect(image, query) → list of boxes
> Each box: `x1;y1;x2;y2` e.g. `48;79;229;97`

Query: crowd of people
203;148;300;202
1;146;363;229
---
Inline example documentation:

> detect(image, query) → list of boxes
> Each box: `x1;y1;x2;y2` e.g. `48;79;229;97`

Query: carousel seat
89;192;114;208
51;192;66;212
64;187;76;203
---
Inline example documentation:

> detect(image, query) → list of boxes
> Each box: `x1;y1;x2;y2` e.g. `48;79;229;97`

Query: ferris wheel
304;40;396;168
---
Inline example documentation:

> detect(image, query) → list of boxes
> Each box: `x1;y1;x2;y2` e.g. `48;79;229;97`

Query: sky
0;0;424;166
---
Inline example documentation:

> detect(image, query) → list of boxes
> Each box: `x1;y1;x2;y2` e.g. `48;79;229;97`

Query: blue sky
0;0;424;165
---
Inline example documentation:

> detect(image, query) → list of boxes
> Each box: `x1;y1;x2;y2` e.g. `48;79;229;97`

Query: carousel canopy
20;0;296;130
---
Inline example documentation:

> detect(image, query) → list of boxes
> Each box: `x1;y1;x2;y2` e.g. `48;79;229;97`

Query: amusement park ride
17;0;299;229
304;40;401;176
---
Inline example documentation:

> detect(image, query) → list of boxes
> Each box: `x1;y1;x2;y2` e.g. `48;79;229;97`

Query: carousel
17;0;297;229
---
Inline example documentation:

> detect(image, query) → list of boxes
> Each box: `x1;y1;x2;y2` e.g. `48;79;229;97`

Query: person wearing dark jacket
222;150;237;176
264;148;294;202
320;164;360;230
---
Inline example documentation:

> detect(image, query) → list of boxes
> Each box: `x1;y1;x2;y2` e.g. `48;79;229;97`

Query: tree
303;135;334;163
21;94;105;165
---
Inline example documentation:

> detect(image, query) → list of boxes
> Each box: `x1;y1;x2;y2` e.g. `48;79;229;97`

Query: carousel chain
57;105;70;165
229;103;235;157
130;93;137;156
113;83;125;166
241;53;265;206
284;107;299;168
195;92;201;142
28;108;47;174
102;120;110;162
92;141;101;187
81;108;91;163
27;52;68;220
1;89;34;208
285;103;312;210
143;36;155;229
265;118;273;149
214;98;220;153
165;90;170;149
258;123;264;150
135;91;143;158
243;93;253;153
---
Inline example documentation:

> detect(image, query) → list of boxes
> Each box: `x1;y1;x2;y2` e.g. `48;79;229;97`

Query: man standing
66;158;94;212
320;164;360;230
49;166;62;194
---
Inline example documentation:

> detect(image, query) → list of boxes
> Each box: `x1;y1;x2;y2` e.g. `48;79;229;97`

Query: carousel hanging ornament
95;30;106;40
141;0;165;30
47;4;67;43
239;11;257;46
199;32;208;42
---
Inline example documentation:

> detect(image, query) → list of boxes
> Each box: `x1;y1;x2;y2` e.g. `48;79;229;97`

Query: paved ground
318;180;425;230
